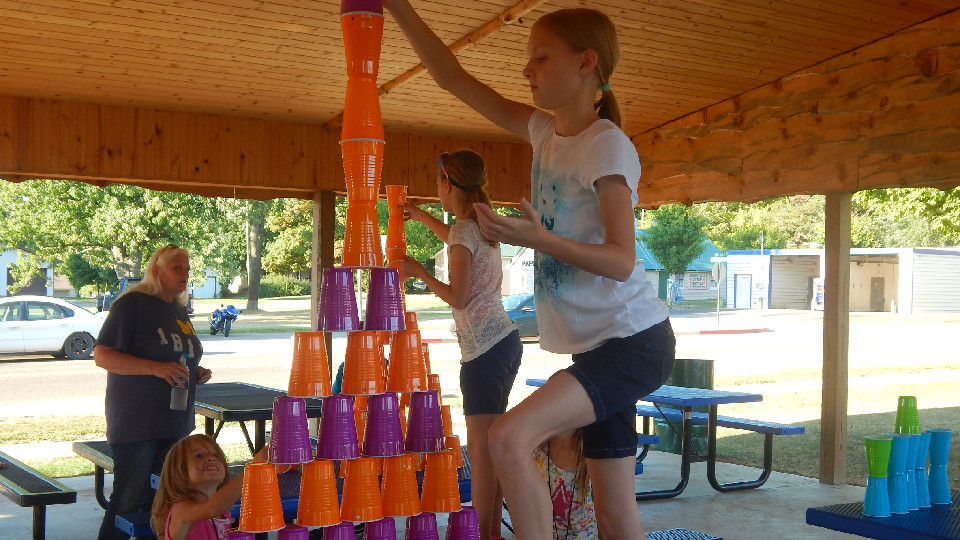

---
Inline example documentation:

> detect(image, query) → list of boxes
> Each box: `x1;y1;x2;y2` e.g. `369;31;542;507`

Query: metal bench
0;450;77;540
635;404;804;491
72;440;114;510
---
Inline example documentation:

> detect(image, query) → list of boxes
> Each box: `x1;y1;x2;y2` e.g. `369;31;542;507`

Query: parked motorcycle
209;304;240;337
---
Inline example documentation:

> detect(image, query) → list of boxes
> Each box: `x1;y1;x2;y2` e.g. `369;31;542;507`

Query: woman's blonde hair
535;9;622;127
150;434;230;536
123;243;190;306
437;149;497;246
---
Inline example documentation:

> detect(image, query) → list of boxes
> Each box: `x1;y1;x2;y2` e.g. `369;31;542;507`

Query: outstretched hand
474;198;544;248
398;203;428;223
398;255;426;282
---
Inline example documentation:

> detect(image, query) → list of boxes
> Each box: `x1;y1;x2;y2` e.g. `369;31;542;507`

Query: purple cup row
318;267;405;332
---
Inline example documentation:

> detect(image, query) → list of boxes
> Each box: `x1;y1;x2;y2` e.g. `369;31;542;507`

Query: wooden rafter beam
323;0;549;131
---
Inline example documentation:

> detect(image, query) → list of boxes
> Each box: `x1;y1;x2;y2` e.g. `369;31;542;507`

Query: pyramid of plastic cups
341;456;385;523
339;8;383;79
366;267;405;331
342;77;384;141
323;521;357;540
445;436;463;468
296;459;341;527
288;332;332;398
317;394;361;460
226;530;255;540
445;506;479;540
381;453;421;517
363;392;404;457
926;428;952;506
894;395;920;434
319;267;361;331
342;331;387;395
862;435;892;517
421;449;462;514
441;405;453;437
239;461;285;532
884;433;911;514
905;434;921;510
362;516;398;540
405;390;445;453
269;397;314;465
278;524;310;540
343;202;384;268
387;331;426;393
342;139;385;202
406;513;439;540
915;431;932;508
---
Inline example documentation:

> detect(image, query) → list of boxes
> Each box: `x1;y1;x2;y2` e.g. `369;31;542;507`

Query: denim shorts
460;330;522;416
564;318;676;459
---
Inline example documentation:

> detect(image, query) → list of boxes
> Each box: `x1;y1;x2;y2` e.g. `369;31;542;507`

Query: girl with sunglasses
399;149;522;540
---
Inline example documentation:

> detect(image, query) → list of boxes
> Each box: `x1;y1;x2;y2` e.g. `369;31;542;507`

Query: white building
1;248;53;296
724;247;960;313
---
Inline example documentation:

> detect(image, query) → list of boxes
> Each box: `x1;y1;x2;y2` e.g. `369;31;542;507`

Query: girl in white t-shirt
399;149;522;540
383;2;676;538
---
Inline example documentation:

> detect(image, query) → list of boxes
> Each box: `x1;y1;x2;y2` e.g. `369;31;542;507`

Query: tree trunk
246;200;268;311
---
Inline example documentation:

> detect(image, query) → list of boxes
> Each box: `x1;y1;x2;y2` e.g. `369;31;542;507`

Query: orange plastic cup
342;201;383;268
385;219;406;252
341;138;384;203
340;456;384;523
380;453;421;517
340;12;383;80
404;312;418;331
288;332;332;398
238;461;285;532
354;408;367;452
354;394;369;411
445;435;463;468
342;331;386;395
441;405;453;437
385;185;407;217
420;449;462;513
297;459;340;527
342;78;384;141
422;343;432;376
386;330;427;393
428;373;441;395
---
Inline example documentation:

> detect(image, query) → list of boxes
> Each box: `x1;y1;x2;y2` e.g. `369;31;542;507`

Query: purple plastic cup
226;530;255;540
444;506;479;540
364;267;405;331
405;391;445;453
323;521;357;540
269;397;314;464
317;394;361;460
319;267;361;331
405;513;439;540
341;0;383;15
363;517;397;540
278;524;310;540
364;392;405;457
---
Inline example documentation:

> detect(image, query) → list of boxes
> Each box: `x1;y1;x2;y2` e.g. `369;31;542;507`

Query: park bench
0;450;77;540
635;404;804;491
72;440;114;509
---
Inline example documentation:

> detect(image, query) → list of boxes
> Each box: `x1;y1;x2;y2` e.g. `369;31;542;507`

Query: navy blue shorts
564;318;676;459
460;330;523;416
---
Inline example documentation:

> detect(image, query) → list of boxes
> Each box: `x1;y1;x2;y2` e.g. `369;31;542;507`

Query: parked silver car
0;296;106;359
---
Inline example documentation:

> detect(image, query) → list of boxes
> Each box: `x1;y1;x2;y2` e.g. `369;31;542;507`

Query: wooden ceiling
2;0;956;144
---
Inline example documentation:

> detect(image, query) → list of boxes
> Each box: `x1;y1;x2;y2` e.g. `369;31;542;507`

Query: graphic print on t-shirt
534;166;576;297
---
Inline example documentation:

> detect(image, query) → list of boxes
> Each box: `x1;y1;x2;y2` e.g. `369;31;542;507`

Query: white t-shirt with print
448;218;517;363
528;109;668;353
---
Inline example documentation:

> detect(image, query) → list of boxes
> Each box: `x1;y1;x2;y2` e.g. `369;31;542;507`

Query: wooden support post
820;191;851;485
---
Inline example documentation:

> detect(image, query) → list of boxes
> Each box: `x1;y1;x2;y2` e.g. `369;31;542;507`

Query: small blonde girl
151;434;244;540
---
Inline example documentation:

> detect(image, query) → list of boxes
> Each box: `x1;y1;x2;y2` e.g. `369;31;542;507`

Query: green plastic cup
865;435;893;477
894;396;920;434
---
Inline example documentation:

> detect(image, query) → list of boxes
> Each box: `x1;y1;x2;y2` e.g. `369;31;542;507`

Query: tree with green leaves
62;253;117;294
645;204;707;278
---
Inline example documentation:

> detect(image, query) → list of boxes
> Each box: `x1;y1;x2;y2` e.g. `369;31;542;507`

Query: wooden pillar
311;190;337;365
820;191;851;485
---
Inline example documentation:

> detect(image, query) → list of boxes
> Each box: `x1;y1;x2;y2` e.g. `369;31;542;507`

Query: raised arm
382;0;535;141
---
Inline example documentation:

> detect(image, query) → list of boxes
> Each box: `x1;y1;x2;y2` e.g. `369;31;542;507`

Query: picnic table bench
635;403;805;492
0;450;77;540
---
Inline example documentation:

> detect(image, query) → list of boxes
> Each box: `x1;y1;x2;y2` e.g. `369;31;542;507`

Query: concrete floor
0;451;865;540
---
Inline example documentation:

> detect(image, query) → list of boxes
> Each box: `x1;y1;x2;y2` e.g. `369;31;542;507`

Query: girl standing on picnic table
381;2;675;538
399;149;522;540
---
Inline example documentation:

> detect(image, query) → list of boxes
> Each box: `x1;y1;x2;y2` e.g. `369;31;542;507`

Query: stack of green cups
894;396;920;434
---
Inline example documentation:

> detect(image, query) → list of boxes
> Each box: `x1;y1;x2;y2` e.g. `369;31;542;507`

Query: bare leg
488;372;596;540
587;456;644;539
465;414;502;540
